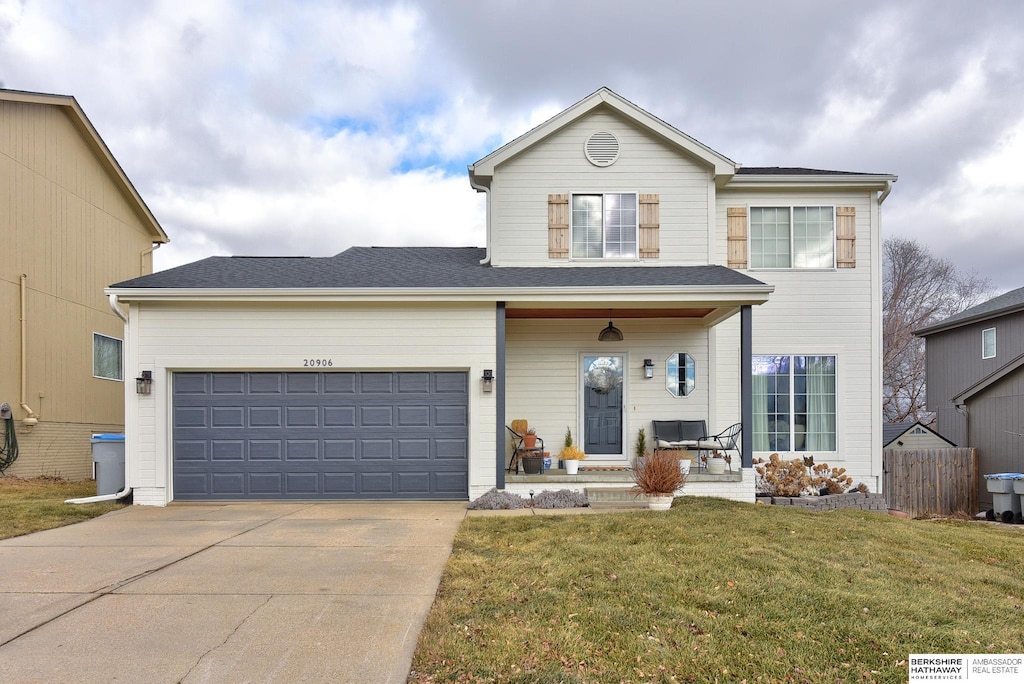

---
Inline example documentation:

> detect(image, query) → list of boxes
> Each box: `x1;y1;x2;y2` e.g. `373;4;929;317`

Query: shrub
754;453;855;496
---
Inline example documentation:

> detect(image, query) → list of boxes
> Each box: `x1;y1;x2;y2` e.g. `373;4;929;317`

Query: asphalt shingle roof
917;286;1024;334
112;247;768;290
736;167;889;176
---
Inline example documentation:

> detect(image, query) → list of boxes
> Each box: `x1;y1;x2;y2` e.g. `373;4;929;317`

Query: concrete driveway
0;501;465;683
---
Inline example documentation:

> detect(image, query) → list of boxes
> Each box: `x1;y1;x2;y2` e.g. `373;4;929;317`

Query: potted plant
522;427;538;449
631;449;686;510
705;451;728;475
635;427;649;469
560;427;586;475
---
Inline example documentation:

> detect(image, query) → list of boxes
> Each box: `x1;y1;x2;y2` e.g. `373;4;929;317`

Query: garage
172;371;469;500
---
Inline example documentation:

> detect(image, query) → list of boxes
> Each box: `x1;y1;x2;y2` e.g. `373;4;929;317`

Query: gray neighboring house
916;286;1024;506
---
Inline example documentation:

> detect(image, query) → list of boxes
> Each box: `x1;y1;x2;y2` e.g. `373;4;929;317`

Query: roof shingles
112;247;767;290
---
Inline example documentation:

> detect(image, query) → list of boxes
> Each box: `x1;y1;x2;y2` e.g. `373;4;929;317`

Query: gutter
66;294;135;504
469;172;491;265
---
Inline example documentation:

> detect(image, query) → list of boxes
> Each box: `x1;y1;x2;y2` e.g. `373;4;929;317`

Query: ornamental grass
631;449;686;495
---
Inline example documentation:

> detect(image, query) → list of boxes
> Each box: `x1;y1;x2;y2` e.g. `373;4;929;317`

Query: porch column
495;301;506;489
740;305;753;468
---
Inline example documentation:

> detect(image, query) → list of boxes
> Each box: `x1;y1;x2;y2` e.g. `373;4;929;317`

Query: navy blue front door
583;356;624;455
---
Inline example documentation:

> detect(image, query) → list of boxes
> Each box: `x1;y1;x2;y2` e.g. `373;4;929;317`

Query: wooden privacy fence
883;448;978;518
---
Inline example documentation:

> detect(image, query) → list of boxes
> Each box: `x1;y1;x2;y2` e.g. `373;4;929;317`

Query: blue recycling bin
91;434;125;495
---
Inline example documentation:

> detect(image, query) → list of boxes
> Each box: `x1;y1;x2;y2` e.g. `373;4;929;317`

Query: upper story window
750;206;835;269
93;333;123;381
982;327;996;359
571;192;637;259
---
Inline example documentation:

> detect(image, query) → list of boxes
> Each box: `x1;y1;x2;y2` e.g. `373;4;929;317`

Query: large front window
752;355;836;452
750;206;835;268
571;193;637;258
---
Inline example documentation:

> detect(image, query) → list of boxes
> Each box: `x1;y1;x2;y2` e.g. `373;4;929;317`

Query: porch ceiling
506;307;715;319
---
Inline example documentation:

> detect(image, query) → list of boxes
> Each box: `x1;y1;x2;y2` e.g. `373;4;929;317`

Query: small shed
883;421;957;450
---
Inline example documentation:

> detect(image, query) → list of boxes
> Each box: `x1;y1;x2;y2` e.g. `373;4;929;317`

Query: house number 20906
303;359;334;367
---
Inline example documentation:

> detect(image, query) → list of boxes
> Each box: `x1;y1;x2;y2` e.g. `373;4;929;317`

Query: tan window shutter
548;194;569;258
836;206;856;268
639;194;660;258
727;207;748;269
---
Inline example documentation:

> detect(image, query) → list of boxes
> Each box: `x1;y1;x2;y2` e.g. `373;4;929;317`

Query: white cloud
2;0;1024;291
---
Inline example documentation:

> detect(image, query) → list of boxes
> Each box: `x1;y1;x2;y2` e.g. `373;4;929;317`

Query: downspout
470;176;492;265
67;293;133;504
878;179;893;206
139;242;161;274
19;275;38;428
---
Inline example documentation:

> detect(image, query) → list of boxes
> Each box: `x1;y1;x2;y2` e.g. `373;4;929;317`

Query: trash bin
91;433;125;496
984;473;1023;519
1014;475;1024;514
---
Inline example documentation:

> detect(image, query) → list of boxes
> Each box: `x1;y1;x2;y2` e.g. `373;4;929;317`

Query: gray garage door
172;371;468;500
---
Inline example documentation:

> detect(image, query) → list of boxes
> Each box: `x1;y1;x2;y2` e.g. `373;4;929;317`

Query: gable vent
585;130;619;167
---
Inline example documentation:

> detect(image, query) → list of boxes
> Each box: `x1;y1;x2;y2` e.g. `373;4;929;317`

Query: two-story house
916;286;1024;508
108;88;895;506
1;89;168;480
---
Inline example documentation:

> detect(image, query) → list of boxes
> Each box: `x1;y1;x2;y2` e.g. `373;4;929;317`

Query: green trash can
91;434;125;495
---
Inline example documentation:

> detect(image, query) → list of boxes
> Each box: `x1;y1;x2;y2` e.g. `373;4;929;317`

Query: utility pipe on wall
19;274;37;427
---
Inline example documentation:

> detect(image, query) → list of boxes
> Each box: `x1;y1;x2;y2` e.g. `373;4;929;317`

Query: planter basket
521;456;544;475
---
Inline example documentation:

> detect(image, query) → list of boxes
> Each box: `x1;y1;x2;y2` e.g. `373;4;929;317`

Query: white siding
490;109;713;267
713;189;883;491
127;301;497;505
505;318;711;465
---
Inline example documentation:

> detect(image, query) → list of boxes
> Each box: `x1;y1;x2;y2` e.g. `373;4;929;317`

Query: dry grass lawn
411;496;1024;683
0;476;125;540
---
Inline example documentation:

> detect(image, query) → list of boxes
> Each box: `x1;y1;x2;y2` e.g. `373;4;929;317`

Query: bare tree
883;238;992;423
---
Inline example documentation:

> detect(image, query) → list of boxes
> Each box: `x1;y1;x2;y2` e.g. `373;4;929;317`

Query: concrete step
585;487;648;508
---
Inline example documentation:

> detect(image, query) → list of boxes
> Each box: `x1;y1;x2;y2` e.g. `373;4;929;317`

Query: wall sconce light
643;359;655;379
136;370;153;395
482;369;494;393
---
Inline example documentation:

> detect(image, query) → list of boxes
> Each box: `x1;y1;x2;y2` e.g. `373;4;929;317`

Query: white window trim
93;332;124;382
747;204;837;270
752;352;839;454
982;327;996;359
569;191;640;261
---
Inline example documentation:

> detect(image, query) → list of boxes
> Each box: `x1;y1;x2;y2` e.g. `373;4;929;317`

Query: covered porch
491;287;769;503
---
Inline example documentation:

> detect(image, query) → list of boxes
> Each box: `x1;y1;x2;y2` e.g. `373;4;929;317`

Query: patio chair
696;423;742;472
506;424;545;473
651;420;707;453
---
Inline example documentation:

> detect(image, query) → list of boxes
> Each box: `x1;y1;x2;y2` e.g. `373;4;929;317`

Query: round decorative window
584;130;619;167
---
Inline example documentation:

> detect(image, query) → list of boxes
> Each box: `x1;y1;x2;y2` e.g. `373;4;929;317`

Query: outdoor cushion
656;439;699;448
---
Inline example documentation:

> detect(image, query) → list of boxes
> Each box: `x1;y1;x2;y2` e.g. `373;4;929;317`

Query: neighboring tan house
882;421;955;450
1;89;169;479
917;286;1024;506
107;88;895;506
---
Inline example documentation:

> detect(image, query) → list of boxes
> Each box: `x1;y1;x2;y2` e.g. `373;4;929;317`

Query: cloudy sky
2;0;1023;291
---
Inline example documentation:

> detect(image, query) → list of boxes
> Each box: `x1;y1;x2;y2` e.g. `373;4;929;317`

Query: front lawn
0;476;126;540
411;496;1024;683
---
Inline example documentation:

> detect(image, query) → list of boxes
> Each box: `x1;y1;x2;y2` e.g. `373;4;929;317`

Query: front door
582;355;624;456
